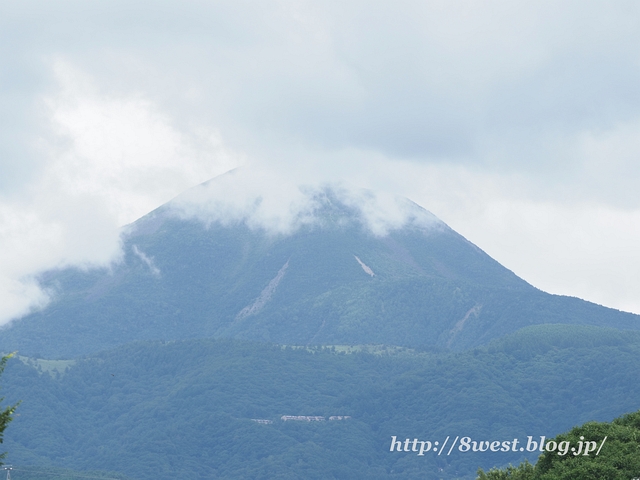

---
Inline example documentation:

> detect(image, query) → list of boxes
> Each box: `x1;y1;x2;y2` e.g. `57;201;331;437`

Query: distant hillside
3;325;640;480
0;181;638;358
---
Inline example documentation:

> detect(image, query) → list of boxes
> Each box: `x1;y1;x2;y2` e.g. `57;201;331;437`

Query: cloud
3;1;640;185
42;60;242;225
169;165;443;236
0;60;241;325
2;1;640;321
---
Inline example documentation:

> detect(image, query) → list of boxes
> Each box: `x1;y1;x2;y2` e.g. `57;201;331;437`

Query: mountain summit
1;174;638;358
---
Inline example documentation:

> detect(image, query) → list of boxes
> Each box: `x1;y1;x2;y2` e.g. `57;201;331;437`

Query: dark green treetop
477;409;640;480
0;353;19;464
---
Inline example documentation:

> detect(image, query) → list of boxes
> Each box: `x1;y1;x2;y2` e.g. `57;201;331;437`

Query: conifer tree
0;354;19;464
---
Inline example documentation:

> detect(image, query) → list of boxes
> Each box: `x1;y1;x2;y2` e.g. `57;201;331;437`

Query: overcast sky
2;0;640;323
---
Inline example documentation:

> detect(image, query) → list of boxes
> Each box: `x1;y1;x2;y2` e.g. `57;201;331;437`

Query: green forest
1;324;640;479
478;409;640;479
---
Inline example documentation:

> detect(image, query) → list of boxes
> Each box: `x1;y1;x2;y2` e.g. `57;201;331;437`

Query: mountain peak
160;168;445;237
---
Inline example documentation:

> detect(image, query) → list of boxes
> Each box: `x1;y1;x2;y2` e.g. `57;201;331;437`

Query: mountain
2;174;640;479
0;176;638;358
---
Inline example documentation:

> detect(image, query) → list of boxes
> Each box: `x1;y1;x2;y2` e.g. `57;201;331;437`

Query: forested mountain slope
3;325;640;480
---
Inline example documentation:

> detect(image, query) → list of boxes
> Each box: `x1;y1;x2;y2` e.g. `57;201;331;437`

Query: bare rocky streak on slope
235;259;290;321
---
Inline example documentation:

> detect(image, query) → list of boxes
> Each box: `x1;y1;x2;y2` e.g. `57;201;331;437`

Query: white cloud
0;60;242;325
43;59;242;225
169;165;442;237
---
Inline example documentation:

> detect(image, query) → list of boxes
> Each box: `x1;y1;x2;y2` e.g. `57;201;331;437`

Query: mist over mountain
1;173;638;358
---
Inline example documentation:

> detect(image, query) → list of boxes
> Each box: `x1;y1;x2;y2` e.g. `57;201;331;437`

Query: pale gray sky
2;0;640;322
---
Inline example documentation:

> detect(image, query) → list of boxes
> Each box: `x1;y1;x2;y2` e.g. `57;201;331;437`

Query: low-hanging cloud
0;61;242;326
168;165;443;237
